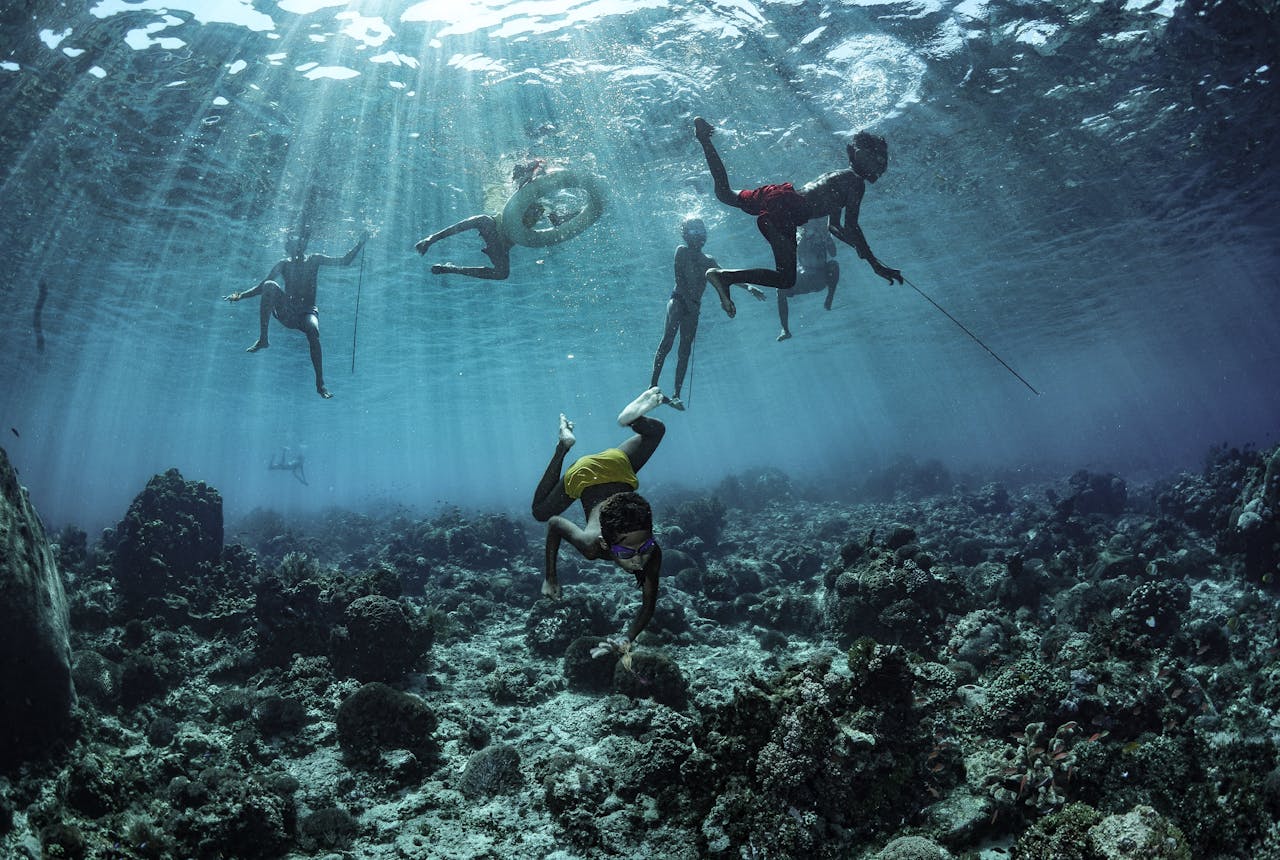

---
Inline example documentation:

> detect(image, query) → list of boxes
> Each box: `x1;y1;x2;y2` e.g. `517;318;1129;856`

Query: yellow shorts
563;448;639;500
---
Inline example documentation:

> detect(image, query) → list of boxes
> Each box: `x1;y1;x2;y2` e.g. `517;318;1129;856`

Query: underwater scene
1;0;1279;857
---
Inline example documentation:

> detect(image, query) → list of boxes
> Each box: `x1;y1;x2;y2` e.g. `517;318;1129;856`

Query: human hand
873;262;903;285
590;637;630;660
224;292;241;303
746;285;766;301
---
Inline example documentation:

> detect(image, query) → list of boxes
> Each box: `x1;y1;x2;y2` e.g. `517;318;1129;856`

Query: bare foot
665;396;686;411
694;116;714;143
317;385;333;399
415;237;432;255
618;386;664;426
430;263;448;275
542;578;562;599
558;413;576;449
706;270;736;319
777;330;792;342
246;340;268;352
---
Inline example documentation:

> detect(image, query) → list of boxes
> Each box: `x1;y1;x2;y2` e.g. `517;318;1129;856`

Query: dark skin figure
225;231;367;398
650;219;763;409
530;389;666;651
268;448;308;485
414;158;573;280
776;225;840;341
693;117;903;318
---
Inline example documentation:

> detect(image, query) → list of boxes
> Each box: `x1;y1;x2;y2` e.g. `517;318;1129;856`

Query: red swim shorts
736;183;808;226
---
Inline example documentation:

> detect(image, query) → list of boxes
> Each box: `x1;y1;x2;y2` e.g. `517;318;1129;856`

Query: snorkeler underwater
1;0;1278;857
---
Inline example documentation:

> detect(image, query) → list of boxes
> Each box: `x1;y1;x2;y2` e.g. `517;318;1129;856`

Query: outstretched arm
315;232;369;267
623;548;661;642
225;262;282;301
829;187;902;285
543;515;601;598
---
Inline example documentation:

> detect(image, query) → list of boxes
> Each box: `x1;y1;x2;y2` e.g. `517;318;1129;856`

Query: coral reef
4;446;1280;858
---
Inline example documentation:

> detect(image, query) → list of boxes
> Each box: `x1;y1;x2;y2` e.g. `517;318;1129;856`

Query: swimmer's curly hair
854;130;887;151
599;492;653;544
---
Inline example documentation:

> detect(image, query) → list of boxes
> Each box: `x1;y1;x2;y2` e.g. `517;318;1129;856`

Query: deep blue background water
1;0;1277;532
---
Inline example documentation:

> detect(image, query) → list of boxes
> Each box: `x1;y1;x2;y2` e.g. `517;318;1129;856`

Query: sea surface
1;0;1277;530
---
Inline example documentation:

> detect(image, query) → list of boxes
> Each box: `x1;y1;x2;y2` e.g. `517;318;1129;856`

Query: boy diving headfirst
693;116;904;318
531;387;667;660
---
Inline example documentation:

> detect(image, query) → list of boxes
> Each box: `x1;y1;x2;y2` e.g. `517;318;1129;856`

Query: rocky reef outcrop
0;446;76;770
107;467;223;606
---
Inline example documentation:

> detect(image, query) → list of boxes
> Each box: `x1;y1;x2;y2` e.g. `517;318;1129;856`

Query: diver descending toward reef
530;387;666;660
415;157;604;280
268;448;308;486
776;224;840;341
650;217;763;410
692;116;903;318
224;227;368;399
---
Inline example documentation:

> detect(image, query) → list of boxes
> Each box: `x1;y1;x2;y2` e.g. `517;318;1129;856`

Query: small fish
9;427;17;437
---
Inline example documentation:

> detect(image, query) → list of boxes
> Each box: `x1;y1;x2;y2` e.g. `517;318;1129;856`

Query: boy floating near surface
692;116;904;319
414;157;596;280
650;217;764;410
225;227;368;398
530;387;667;659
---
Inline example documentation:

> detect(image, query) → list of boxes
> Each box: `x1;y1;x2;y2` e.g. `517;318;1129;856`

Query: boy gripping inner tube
500;169;605;248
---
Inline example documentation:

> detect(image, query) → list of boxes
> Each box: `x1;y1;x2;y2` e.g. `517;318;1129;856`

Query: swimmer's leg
248;281;285;351
705;270;736;319
300;314;331;399
416;214;488;255
531;414;576;522
617;409;666;473
650;300;680;389
672;310;698;402
617;387;664;427
693;117;740;208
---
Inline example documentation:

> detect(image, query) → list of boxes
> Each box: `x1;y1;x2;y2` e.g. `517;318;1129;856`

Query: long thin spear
903;276;1041;396
351;243;366;374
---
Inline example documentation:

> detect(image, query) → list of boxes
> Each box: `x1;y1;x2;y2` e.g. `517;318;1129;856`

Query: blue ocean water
0;0;1277;533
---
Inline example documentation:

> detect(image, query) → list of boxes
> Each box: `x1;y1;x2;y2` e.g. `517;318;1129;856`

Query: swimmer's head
285;232;309;258
682;217;708;247
512;158;545;188
599;492;656;573
599;492;653;545
848;132;888;183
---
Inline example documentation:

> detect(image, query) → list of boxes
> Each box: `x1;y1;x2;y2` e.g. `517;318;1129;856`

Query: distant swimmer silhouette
268;448;308;485
34;280;47;352
776;224;840;341
650;217;763;410
415;157;604;280
692;116;903;319
224;227;368;399
530;387;667;659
